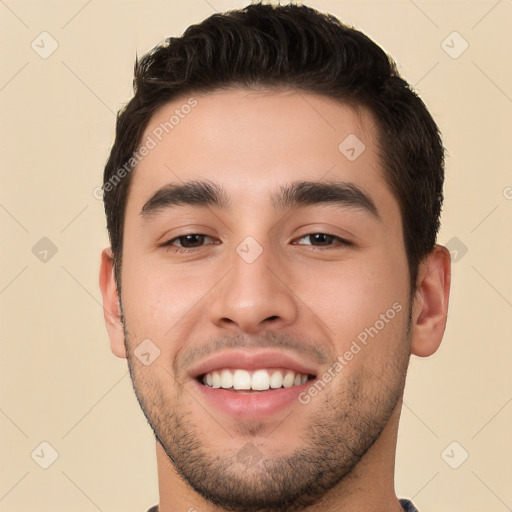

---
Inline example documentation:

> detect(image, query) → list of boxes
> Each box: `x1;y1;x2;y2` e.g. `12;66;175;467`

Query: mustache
175;331;333;377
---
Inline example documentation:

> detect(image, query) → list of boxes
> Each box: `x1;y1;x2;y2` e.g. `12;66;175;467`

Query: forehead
126;88;396;219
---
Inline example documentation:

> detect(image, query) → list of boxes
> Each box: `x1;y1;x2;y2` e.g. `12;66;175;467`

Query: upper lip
188;349;319;379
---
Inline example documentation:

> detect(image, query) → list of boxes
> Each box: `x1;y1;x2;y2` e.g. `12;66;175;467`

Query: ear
410;244;451;357
99;247;126;358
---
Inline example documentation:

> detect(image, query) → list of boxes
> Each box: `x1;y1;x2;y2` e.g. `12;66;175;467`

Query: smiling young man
99;3;451;511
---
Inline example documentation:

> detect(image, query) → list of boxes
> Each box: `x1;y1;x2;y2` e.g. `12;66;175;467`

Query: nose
208;239;299;334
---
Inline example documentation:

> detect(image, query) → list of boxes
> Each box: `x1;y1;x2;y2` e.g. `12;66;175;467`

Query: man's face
117;88;412;509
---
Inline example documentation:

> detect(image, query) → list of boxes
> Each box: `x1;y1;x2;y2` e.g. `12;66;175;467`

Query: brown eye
294;233;351;247
164;234;215;249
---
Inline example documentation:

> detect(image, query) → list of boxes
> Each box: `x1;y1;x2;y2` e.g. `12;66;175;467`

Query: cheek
120;253;216;343
297;249;409;354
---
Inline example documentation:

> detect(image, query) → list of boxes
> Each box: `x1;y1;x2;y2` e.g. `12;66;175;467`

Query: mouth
188;350;319;419
197;367;316;392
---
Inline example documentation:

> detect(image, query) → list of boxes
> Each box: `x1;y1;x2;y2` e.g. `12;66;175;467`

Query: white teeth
270;371;283;389
201;368;311;390
251;369;270;391
212;371;221;388
233;369;251;390
221;369;233;389
283;371;295;388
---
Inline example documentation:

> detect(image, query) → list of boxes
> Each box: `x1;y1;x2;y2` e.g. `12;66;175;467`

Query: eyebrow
140;179;380;221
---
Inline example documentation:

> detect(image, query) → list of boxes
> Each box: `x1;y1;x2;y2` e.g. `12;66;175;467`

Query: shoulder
399;498;420;512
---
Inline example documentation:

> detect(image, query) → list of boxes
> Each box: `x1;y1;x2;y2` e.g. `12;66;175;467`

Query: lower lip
191;378;315;420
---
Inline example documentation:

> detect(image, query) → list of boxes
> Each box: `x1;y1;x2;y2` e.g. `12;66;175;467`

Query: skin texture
99;88;451;511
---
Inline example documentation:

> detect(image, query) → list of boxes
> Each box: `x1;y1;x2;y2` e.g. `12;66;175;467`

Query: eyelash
161;233;352;252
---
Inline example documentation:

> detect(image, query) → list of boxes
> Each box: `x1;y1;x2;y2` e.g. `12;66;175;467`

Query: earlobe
410;245;451;357
99;247;127;359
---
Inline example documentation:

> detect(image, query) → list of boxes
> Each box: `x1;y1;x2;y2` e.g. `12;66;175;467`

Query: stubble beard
122;307;412;511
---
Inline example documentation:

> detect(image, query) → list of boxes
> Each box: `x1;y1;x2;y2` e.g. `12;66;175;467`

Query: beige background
1;1;511;511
